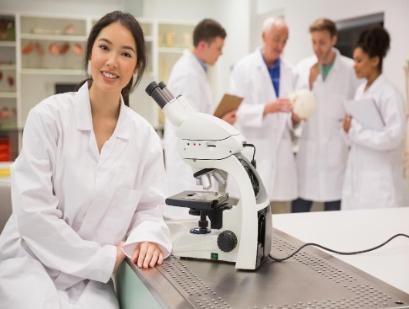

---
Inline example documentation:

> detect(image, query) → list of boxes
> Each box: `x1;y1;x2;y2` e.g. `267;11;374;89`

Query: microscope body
146;83;272;270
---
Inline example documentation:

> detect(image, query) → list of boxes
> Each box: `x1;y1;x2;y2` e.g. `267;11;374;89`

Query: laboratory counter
117;207;409;308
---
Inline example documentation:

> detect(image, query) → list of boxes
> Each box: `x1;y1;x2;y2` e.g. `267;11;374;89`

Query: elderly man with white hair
230;17;299;208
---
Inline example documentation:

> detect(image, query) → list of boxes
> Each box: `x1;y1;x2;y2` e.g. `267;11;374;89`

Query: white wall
256;0;409;96
0;0;123;17
5;0;405;99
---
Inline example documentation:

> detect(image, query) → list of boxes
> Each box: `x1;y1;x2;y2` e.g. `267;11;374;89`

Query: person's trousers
291;198;341;213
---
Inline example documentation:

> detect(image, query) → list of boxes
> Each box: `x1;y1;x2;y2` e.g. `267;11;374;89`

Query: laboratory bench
117;207;409;309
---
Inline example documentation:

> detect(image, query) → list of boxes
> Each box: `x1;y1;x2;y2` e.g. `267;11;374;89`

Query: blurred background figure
163;19;236;219
342;27;409;209
230;17;298;209
292;18;360;213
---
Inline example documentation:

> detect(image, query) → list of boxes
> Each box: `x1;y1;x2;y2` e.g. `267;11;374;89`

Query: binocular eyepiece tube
145;81;175;109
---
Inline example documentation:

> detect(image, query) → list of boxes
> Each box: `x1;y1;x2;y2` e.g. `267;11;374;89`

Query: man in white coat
163;19;236;219
292;18;360;212
230;17;298;207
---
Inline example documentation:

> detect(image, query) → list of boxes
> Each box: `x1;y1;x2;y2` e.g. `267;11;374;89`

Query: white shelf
1;12;196;160
0;92;17;99
0;41;16;47
158;47;186;54
21;68;85;76
21;33;87;42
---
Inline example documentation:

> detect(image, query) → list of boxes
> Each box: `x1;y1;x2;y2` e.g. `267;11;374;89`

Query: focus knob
217;230;237;252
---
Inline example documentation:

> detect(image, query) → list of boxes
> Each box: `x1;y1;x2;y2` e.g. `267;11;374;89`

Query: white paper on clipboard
344;98;385;130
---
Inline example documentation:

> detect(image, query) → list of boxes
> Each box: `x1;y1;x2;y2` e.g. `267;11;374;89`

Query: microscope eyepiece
145;81;171;109
145;81;159;96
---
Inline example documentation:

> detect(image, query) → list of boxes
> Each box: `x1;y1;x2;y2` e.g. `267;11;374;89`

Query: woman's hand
113;241;126;274
343;115;352;133
132;241;164;269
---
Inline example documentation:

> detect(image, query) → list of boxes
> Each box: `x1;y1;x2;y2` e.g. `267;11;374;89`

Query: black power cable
269;233;409;262
243;143;256;168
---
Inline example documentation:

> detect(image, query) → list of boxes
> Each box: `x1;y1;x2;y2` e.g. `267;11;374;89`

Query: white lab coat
163;50;213;218
0;83;172;309
342;74;409;210
230;49;298;201
296;49;360;201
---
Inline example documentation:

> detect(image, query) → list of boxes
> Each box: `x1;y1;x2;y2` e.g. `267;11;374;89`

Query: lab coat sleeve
13;107;116;283
169;74;207;113
230;63;265;128
348;94;405;151
123;130;172;258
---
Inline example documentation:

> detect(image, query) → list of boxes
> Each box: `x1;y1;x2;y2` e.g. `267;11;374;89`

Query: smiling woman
80;11;147;106
0;11;171;309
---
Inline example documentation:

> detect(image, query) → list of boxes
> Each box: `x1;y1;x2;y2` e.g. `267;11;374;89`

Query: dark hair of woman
355;27;390;72
78;11;146;106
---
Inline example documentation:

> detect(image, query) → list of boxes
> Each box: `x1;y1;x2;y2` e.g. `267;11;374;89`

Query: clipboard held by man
213;94;243;118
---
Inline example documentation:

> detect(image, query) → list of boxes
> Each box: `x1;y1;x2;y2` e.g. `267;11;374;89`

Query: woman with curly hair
342;27;408;210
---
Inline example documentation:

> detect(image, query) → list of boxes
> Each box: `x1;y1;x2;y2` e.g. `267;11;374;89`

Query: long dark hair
78;11;146;106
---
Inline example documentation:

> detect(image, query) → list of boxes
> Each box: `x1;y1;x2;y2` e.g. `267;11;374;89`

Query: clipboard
344;98;385;130
213;94;243;118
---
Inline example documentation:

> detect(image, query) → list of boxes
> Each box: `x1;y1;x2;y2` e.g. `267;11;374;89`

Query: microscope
146;82;272;270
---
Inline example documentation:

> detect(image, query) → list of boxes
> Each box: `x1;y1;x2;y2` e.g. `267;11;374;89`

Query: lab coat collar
364;73;385;94
185;49;208;77
255;48;266;68
75;82;93;131
308;48;342;73
331;48;342;72
193;54;208;72
113;101;131;140
255;48;283;75
74;82;130;140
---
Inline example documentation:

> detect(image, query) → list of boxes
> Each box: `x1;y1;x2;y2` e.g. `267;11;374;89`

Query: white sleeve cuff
123;220;172;259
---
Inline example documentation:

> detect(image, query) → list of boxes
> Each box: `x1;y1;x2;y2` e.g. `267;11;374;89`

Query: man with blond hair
292;18;360;212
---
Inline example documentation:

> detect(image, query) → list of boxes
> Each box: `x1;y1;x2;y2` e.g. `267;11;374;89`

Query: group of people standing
164;17;408;216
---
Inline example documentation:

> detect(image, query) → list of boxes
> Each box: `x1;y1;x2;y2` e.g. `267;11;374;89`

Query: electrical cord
269;233;409;262
243;143;256;167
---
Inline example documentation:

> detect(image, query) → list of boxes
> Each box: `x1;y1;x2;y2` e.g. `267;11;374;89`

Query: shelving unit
157;21;194;82
0;14;17;162
130;19;195;130
0;12;196;162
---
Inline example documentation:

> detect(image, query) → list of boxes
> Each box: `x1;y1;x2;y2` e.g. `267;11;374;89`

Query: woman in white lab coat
230;17;298;202
342;27;408;210
0;11;171;309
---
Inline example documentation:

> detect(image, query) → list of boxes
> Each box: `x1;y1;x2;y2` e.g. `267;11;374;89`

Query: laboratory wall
2;0;407;101
255;0;409;97
0;0;123;17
